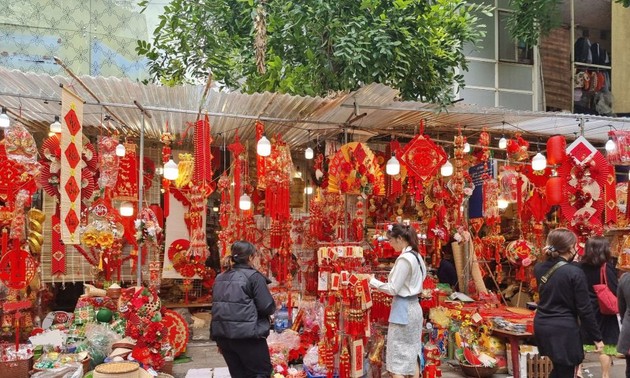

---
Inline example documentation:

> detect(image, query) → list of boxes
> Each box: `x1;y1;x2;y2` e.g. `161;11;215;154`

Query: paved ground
173;341;627;377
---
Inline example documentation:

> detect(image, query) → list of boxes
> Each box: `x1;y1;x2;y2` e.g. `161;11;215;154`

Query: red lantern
547;135;566;166
546;176;563;205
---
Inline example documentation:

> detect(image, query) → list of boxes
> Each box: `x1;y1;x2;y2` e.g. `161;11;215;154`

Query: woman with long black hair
370;223;426;378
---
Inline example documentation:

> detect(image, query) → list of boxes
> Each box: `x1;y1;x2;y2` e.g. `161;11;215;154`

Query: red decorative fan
161;309;189;357
168;239;190;261
81;167;96;201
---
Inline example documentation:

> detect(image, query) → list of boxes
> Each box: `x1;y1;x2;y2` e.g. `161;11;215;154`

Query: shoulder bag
593;264;618;315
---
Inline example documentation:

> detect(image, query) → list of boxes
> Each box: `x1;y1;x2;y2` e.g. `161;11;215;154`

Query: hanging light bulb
497;197;510;210
498;135;507;149
239;193;252;210
163;158;179;180
440;160;453;177
386;154;400;176
605;136;616;152
0;107;10;128
115;142;126;157
305;146;314;160
532;152;547;171
463;142;471;153
49;115;62;133
119;201;134;217
257;135;271;156
304;185;313;195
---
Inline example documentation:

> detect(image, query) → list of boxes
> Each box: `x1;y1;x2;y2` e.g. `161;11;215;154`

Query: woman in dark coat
578;236;620;378
211;241;276;378
534;228;603;378
617;272;630;378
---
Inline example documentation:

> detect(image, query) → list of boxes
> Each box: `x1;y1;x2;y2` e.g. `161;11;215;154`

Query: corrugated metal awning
1;67;628;153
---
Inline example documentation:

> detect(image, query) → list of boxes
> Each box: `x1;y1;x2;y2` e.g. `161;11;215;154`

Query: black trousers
216;337;272;378
626;354;630;378
549;363;576;378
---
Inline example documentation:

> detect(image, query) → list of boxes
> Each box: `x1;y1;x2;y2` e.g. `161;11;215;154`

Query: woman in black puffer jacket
211;241;276;378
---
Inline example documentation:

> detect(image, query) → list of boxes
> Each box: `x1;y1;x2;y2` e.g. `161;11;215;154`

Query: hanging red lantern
547;135;566;166
546;176;563;205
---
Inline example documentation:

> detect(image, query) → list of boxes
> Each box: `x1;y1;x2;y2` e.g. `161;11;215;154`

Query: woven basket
0;357;33;378
93;361;152;378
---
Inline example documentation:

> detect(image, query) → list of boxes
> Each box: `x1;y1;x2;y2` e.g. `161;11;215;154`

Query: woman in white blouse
370;223;426;378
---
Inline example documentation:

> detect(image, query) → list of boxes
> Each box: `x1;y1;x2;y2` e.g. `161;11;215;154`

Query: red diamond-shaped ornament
64;210;79;234
64;143;81;168
64;109;81;135
64;176;80;202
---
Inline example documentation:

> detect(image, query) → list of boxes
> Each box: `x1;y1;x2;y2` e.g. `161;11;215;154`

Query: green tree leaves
136;0;491;106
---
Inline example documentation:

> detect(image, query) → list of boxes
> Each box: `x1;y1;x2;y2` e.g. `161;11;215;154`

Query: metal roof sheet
1;67;628;153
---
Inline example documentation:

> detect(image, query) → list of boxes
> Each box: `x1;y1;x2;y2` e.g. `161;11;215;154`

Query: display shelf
163;302;211;309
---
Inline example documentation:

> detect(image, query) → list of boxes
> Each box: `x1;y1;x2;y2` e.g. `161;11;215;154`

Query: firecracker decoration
559;136;615;244
261;135;292;223
256;120;267;188
328;142;384;196
399;121;447;201
160;128;176;217
448;129;475;226
192;114;213;189
385;140;406;197
475;128;491;164
60;87;84;244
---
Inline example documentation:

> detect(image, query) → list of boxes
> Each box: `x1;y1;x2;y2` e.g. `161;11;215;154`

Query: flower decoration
327;142;384;195
135;208;163;244
118;286;168;370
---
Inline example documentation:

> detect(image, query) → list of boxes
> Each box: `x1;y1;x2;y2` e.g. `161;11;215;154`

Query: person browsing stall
211;241;276;378
370;223;427;378
578;236;620;378
533;228;603;378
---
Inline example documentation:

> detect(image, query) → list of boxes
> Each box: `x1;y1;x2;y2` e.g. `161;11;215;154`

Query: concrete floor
173;341;627;378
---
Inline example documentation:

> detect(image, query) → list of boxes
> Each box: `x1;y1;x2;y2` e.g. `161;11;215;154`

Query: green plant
506;0;562;48
136;0;492;106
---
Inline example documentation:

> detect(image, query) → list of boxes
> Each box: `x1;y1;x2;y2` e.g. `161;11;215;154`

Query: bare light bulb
440;160;453;177
498;136;507;149
463;142;471;153
239;194;252;210
497;197;509;210
257;135;271;156
115;143;126;157
50;115;62;133
531;152;547;171
119;201;134;217
163;159;179;180
0;107;10;128
386;155;400;176
605;137;616;152
305;146;314;160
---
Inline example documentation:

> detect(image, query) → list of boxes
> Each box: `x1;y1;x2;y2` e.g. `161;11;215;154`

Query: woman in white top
370;223;426;378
